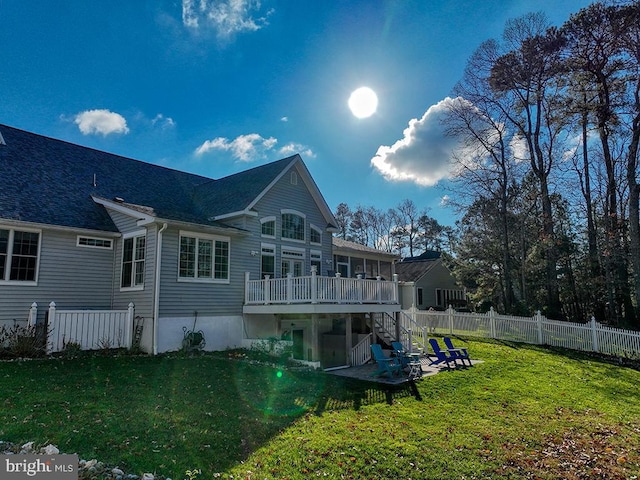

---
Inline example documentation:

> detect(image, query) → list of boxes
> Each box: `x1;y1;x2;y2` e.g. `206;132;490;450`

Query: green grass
1;340;639;479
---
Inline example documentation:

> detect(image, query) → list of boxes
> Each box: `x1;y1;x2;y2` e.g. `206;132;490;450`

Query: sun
348;87;378;118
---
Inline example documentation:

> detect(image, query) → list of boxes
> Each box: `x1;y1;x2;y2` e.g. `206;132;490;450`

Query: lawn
1;339;639;479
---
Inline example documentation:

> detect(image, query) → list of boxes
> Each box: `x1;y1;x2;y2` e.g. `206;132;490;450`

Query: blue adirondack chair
443;337;472;367
391;341;423;378
370;344;403;377
428;338;457;369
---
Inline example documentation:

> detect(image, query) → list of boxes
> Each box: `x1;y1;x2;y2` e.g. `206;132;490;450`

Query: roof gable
196;154;338;230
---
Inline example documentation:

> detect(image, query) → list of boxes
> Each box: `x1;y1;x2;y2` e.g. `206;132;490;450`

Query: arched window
281;210;305;241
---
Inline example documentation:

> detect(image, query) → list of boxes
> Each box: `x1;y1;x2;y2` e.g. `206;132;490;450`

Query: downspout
153;223;168;355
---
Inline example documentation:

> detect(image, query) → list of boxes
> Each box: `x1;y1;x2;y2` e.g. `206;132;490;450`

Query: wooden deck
325;356;479;385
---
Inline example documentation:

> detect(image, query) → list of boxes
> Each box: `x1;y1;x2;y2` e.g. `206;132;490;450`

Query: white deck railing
245;271;399;305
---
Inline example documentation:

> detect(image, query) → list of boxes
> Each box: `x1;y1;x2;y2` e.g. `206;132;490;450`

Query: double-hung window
0;227;40;283
261;217;276;238
121;232;146;289
179;231;230;282
310;225;322;245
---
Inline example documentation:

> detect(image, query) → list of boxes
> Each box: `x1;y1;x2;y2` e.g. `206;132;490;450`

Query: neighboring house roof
394;252;443;283
332;237;400;260
0;124;334;233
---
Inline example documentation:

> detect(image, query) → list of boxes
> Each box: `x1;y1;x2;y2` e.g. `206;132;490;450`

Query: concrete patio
325;356;480;385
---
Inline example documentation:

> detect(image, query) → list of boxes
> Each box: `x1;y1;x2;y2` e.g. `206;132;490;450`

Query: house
0;124;401;367
331;237;399;280
395;251;467;310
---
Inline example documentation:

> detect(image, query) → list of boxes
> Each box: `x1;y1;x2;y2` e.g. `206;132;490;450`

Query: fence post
489;307;496;338
590;316;599;352
125;302;135;348
447;305;454;334
47;302;57;354
408;328;413;353
536;310;544;345
29;302;38;326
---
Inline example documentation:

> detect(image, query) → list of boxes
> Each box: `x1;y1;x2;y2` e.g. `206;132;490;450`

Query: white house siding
416;261;460;309
0;225;115;326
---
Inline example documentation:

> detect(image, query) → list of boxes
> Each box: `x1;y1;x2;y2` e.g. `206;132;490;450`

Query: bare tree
489;14;567;318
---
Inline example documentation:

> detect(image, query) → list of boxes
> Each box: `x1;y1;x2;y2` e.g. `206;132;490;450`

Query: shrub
0;322;47;358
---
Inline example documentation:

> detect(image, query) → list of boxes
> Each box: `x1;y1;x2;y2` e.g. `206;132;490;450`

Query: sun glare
348;87;378;118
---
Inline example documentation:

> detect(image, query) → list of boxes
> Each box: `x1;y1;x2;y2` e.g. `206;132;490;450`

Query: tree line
338;2;640;329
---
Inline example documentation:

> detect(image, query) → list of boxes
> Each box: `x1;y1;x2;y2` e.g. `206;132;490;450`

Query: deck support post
346;314;353;366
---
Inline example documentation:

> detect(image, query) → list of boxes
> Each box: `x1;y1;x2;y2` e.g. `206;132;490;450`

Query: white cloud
182;0;272;37
151;113;176;129
74;109;129;136
278;142;315;159
371;97;470;187
440;195;450;207
195;133;277;161
280;116;288;122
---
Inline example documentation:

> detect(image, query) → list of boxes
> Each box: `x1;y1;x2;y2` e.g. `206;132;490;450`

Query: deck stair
350;312;430;367
369;312;430;356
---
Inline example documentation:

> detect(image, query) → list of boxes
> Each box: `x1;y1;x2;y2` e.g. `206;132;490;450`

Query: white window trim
0;225;41;285
76;235;113;250
177;230;231;284
260;216;276;239
260;242;276;279
281;209;306;244
120;229;146;292
282;246;306;259
309;224;322;245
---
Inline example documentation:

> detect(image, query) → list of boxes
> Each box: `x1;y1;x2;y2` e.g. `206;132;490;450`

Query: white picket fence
29;302;135;353
405;306;640;359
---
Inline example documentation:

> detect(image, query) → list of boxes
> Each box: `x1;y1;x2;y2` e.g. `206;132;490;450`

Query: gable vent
0;131;5;146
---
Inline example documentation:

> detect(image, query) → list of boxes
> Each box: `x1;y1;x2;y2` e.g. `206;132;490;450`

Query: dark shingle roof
394;256;441;282
0;125;295;232
332;237;400;260
194;156;297;217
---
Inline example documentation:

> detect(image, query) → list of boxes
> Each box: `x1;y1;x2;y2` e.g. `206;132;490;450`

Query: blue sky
0;0;593;226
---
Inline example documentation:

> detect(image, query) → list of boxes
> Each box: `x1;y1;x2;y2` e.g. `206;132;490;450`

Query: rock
42;444;59;455
20;442;34;453
142;473;154;480
112;468;125;476
84;459;98;469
